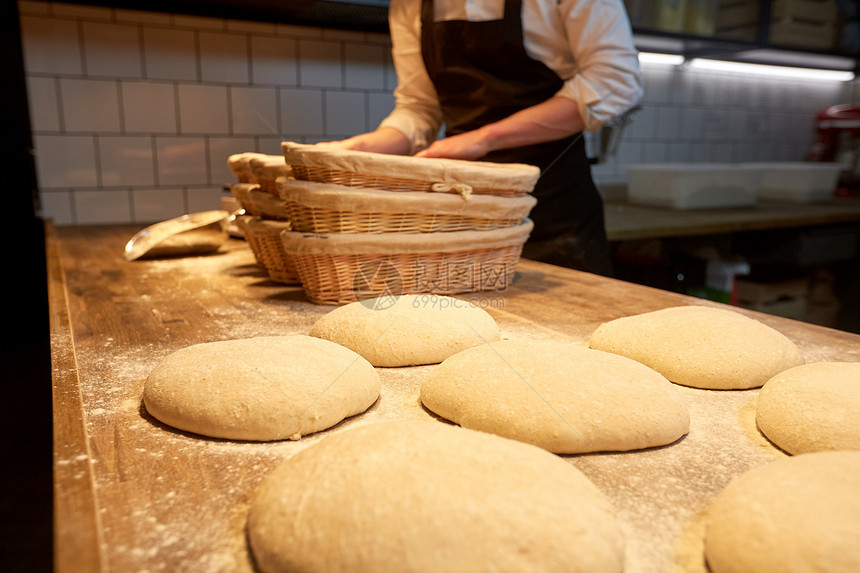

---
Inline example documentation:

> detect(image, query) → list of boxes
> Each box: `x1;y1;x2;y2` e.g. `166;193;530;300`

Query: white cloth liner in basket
228;152;278;183
282;141;540;198
249;155;291;184
230;183;261;215
276;177;537;222
248;187;289;220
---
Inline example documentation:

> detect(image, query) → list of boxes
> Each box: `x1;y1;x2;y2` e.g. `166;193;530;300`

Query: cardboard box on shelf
714;0;839;50
628;0;689;32
771;0;839;50
771;0;838;25
736;273;809;303
743;296;809;320
736;270;810;320
714;25;759;41
654;0;688;32
769;20;837;50
716;0;760;30
685;0;718;35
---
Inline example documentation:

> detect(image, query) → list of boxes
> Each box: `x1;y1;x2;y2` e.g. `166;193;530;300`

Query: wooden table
603;197;860;241
48;223;860;573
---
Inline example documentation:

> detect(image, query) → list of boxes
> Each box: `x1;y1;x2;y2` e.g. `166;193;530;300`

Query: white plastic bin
742;162;841;203
625;163;761;209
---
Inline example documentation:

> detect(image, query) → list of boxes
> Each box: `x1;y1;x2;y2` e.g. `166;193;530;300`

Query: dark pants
521;225;614;277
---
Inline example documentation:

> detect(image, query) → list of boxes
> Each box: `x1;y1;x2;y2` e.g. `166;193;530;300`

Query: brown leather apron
420;0;613;275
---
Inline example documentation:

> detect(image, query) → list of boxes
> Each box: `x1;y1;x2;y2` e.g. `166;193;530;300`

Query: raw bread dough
588;305;804;390
247;420;625;573
756;361;860;454
143;335;379;441
704;451;860;573
420;339;690;453
309;294;500;367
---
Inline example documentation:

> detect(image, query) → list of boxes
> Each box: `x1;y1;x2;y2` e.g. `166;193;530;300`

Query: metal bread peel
123;210;232;261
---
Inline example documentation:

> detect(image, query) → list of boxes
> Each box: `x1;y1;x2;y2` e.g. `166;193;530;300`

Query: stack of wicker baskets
227;152;264;215
277;141;539;305
226;152;300;284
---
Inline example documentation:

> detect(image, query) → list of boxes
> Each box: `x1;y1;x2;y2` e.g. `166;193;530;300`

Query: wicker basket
276;177;536;234
228;152;271;183
230;183;261;216
280;220;533;304
242;217;300;284
234;214;264;264
249;155;292;196
282;141;540;198
248;186;290;221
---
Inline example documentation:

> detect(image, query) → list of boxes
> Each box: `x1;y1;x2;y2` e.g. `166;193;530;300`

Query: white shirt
379;0;644;154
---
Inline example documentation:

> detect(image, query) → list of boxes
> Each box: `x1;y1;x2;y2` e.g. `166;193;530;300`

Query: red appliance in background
808;104;860;196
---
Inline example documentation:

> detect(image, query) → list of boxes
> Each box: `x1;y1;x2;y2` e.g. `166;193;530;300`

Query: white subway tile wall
19;0;396;225
594;63;853;183
18;0;853;225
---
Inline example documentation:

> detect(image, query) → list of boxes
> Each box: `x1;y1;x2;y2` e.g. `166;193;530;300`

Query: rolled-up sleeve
554;0;643;131
377;0;444;154
379;0;643;146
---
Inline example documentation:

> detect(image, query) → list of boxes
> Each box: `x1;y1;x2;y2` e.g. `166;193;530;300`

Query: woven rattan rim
230;183;261;215
242;217;300;284
247;155;290;196
275;177;536;218
234;214;264;264
245;217;292;232
228;152;273;182
248;188;290;220
282;141;540;196
281;219;533;255
285;204;524;234
277;177;532;233
249;156;291;182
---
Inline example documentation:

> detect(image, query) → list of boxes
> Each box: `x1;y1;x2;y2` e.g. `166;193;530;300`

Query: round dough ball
588;305;804;390
143;335;380;441
756;362;860;454
420;339;690;454
247;420;625;573
704;451;860;573
309;294;500;367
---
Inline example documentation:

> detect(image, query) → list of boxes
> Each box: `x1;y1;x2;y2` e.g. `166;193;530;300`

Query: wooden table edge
47;221;108;572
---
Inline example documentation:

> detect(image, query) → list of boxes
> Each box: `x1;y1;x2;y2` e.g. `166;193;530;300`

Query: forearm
417;96;585;160
317;127;412;155
477;96;585;153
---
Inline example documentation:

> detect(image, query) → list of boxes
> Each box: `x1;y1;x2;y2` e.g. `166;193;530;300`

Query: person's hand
316;127;411;155
414;130;491;161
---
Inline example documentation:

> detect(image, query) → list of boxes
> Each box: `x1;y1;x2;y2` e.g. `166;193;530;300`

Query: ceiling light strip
638;52;685;65
688;58;855;81
637;52;855;81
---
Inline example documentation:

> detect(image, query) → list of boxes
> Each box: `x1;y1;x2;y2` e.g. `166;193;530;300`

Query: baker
321;0;643;275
